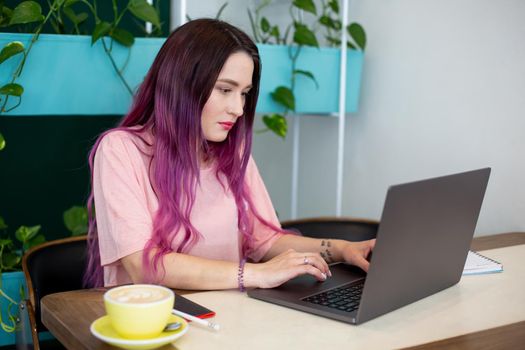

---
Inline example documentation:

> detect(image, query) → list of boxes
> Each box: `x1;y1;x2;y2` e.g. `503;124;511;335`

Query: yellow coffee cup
104;284;175;339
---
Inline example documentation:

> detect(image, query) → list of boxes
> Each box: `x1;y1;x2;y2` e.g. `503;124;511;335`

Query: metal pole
336;0;349;216
291;116;300;219
170;0;186;30
145;0;153;34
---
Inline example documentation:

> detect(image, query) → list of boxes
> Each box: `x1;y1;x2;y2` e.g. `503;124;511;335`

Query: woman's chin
205;133;229;143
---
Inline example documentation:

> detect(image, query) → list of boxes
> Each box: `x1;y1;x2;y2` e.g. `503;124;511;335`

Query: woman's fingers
299;264;328;281
297;254;331;277
351;255;370;273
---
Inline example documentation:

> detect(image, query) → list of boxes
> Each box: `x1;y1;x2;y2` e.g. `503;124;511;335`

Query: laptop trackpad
274;263;366;299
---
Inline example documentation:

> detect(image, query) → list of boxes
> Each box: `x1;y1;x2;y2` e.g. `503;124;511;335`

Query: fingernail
321;272;327;280
328;270;332;277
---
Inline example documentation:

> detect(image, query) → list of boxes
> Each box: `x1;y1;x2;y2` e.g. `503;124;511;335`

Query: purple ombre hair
84;19;286;287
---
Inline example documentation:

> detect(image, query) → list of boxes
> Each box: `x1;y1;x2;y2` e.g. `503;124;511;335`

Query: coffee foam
108;286;170;304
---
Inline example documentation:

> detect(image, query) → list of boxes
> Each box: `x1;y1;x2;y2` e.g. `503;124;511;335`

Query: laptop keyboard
302;281;364;313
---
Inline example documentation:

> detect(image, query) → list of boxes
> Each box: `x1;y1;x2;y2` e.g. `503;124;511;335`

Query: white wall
188;0;525;236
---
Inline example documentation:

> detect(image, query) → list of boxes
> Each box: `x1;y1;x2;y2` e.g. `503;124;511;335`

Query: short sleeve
93;131;154;266
245;156;284;262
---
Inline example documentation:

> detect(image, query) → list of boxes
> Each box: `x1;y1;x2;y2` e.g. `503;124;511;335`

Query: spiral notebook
462;250;503;275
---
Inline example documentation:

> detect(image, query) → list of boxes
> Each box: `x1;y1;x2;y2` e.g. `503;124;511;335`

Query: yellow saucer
90;314;188;350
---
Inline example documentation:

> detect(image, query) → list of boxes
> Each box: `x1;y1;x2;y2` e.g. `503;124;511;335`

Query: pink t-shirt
93;129;283;286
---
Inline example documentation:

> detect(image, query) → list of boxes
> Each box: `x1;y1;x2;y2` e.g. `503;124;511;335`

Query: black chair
281;216;378;242
20;236;87;350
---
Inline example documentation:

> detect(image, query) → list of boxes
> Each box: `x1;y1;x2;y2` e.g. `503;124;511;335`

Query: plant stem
101;38;133;95
0;1;60;114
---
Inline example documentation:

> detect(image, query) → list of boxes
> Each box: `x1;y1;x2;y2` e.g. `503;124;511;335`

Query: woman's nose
227;94;244;117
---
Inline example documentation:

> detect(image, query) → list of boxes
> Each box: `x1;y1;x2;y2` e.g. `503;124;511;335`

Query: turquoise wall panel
257;44;364;114
0;34;363;116
0;33;164;115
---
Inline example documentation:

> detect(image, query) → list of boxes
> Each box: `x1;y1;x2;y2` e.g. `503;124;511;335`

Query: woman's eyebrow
217;78;252;89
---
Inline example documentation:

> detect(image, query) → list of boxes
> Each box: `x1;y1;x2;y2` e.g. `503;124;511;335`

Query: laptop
248;168;491;324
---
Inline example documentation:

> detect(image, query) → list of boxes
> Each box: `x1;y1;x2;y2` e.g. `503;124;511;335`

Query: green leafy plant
0;0;162;115
0;217;45;275
0;205;87;333
248;0;366;138
0;216;45;332
63;205;88;236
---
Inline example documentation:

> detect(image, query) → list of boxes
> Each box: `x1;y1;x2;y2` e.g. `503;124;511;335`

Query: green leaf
24;233;45;250
91;21;111;45
63;0;80;7
9;1;44;25
293;23;318;47
260;17;270;33
2;252;21;270
292;0;317;15
319;15;336;30
1;6;14;25
76;12;88;24
129;0;161;29
0;83;24;96
328;0;339;13
62;7;87;25
0;238;13;247
111;28;135;47
347;22;366;50
63;206;88;236
15;225;41;243
0;41;24;64
293;69;319;89
0;217;7;230
271;86;295;111
346;41;357;50
270;26;280;39
262;114;287;138
0;132;5;151
0;11;10;27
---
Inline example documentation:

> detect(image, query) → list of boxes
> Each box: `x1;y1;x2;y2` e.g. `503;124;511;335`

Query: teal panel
257;44;364;114
0;35;363;115
0;33;164;116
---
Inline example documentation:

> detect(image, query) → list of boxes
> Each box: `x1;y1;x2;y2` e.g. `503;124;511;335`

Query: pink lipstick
218;122;234;130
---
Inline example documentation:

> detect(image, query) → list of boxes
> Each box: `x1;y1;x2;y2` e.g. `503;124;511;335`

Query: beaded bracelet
238;258;247;292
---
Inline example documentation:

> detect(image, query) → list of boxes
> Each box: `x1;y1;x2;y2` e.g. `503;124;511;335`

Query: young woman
84;19;375;290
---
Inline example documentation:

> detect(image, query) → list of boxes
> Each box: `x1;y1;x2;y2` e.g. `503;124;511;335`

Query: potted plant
0;0;164;117
0;206;87;346
0;218;44;346
248;0;367;137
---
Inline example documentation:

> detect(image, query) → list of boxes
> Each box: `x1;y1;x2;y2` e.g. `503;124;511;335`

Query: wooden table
41;233;525;350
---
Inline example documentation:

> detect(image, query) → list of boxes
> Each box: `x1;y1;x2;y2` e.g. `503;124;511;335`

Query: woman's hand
337;239;376;272
244;249;331;289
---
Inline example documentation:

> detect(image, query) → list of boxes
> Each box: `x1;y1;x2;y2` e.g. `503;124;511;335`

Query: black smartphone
174;293;215;319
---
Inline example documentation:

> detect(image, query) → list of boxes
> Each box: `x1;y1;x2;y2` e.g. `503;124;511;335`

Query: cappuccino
107;286;171;304
104;284;175;339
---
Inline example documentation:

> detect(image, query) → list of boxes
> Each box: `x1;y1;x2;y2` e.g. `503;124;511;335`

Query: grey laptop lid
248;168;491;325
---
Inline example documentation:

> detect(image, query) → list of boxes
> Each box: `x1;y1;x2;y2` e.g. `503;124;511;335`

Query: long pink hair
83;19;287;287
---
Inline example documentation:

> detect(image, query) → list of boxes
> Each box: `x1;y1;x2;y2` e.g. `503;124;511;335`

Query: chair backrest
22;236;87;333
281;217;379;242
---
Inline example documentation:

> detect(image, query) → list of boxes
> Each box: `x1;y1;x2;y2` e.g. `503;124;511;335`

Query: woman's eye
217;87;231;94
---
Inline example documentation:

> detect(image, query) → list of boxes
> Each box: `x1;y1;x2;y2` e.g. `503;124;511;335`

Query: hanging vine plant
248;0;366;139
0;0;162;115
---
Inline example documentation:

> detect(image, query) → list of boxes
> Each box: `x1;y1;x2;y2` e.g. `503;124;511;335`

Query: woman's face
201;51;254;142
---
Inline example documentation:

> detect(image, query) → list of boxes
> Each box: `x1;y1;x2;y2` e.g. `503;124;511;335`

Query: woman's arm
121;248;331;290
263;234;376;273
